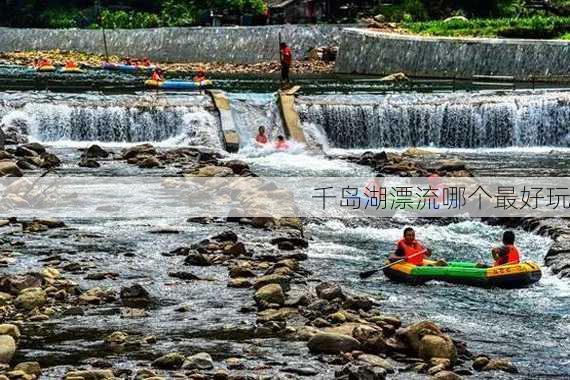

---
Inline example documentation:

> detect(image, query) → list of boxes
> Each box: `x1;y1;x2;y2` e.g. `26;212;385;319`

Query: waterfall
297;92;570;148
0;94;223;147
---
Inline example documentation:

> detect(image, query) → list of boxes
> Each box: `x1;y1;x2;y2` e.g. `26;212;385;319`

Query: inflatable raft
36;65;56;72
384;259;541;288
144;79;213;90
102;63;156;73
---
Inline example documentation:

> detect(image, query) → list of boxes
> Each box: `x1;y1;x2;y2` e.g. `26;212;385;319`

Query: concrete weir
207;90;239;153
278;86;306;143
335;29;570;81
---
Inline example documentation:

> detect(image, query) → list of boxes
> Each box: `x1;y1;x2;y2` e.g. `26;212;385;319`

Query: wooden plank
207;89;239;153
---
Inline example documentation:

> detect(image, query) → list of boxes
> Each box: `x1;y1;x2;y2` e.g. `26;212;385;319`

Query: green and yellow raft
384;259;541;288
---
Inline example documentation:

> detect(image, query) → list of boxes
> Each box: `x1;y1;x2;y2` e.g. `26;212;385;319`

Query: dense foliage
0;0;267;28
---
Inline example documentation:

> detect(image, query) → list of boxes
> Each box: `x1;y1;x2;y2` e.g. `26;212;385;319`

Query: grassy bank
402;16;570;39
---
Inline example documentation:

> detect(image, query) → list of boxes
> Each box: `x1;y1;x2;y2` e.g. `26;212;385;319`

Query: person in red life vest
389;227;433;266
255;126;268;145
37;58;51;68
151;66;164;82
142;58;151;67
491;230;521;266
279;42;292;87
193;69;207;83
274;135;289;151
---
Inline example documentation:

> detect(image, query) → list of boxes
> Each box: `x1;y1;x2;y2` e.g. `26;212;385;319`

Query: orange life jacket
65;61;77;68
493;244;520;266
397;239;427;265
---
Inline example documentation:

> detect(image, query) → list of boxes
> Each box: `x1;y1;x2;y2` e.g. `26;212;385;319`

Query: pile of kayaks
384;259;542;288
144;79;213;91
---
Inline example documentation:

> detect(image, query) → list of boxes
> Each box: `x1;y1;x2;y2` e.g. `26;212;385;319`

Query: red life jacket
256;134;268;144
397;239;426;265
275;140;289;151
151;72;163;81
493;244;520;266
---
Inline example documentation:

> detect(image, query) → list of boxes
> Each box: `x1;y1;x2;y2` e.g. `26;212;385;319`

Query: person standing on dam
280;42;292;88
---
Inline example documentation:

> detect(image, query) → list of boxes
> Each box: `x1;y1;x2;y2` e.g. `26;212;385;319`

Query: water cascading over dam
298;92;570;149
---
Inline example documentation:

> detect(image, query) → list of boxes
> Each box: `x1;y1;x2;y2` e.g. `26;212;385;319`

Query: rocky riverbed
0;141;528;380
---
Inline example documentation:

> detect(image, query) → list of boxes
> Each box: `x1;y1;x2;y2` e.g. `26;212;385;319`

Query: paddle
359;250;426;279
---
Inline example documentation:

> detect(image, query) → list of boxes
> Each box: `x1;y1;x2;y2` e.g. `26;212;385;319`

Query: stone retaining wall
335;29;570;81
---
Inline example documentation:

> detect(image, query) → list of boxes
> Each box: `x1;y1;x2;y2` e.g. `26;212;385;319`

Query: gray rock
335;361;386;379
0;161;23;177
15;287;47;310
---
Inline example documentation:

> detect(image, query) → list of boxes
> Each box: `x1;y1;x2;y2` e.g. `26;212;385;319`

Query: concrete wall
335;28;570;80
0;25;351;64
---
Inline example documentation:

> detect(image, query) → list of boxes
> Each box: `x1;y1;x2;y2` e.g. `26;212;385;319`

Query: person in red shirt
65;60;78;69
389;227;432;266
151;67;164;82
279;42;292;86
255;126;268;145
274;135;289;151
193;69;207;83
491;230;521;266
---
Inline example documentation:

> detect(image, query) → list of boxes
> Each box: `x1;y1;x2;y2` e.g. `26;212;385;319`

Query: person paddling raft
255;126;268;145
389;227;432;266
64;60;78;69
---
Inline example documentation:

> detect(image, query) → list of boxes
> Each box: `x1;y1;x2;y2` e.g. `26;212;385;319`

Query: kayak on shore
102;62;156;73
35;65;56;72
61;67;84;74
384;259;541;288
144;79;213;90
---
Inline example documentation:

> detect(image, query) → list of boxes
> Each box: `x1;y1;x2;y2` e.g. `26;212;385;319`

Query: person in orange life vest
151;67;164;82
255;126;268;145
279;42;292;85
491;230;521;266
274;135;289;151
64;60;78;69
389;227;433;266
193;69;207;83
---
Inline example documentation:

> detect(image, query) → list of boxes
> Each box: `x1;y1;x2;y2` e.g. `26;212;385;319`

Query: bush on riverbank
403;15;570;39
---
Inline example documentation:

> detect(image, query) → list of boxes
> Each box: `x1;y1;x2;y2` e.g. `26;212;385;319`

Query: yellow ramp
278;86;306;143
208;90;239;153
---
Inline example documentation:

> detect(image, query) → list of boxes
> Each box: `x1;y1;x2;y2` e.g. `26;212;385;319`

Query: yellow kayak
61;67;83;73
36;65;56;72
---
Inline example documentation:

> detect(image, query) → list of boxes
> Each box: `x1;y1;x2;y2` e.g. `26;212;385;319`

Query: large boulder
0;161;23;177
182;352;214;370
254;284;285;306
481;358;518;373
254;274;290;291
316;282;344;301
399;320;444;353
122;144;157;160
15;287;46;310
432;371;463;380
0;324;20;340
0;335;16;364
14;362;41;377
307;332;360;354
83;145;109;159
22;143;46;155
418;334;457;364
192;165;233;177
152;352;185;369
